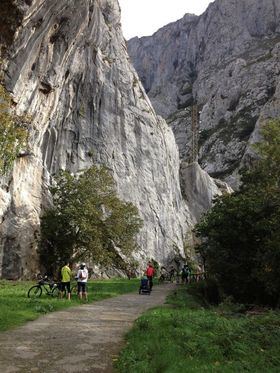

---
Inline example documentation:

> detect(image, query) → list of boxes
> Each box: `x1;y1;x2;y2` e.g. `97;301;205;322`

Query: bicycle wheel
51;286;60;298
27;285;42;298
70;284;78;297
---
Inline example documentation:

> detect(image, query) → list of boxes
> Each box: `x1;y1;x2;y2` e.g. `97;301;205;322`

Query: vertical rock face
128;0;280;187
180;162;232;222
128;13;198;118
0;0;194;279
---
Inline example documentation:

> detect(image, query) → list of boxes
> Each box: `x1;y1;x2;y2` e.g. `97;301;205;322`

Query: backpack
79;270;86;280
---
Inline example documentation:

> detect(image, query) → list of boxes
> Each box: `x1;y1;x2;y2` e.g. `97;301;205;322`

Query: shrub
0;83;28;174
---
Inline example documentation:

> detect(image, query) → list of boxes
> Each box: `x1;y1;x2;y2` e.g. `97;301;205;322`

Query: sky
118;0;213;39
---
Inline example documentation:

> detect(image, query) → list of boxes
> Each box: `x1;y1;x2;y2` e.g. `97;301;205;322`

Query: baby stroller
139;277;151;295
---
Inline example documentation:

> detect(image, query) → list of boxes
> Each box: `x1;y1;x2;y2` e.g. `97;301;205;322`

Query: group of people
142;261;191;290
60;262;88;301
158;263;191;283
60;260;192;300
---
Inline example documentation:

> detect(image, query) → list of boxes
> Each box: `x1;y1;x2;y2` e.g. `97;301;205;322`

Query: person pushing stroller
146;261;155;291
138;262;155;295
139;273;151;295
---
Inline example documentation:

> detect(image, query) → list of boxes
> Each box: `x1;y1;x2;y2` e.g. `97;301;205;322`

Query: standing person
158;266;167;283
60;261;72;300
181;264;190;284
169;265;175;282
146;261;155;291
77;263;88;301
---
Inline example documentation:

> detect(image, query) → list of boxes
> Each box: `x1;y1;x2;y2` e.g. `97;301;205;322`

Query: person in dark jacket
181;264;190;284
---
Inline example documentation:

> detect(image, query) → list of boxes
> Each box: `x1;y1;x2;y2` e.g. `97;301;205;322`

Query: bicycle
59;279;79;298
70;282;78;296
27;275;60;298
158;271;175;284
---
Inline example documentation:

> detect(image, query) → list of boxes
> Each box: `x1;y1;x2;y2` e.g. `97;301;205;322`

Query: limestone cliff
128;0;280;188
0;0;194;279
180;162;232;222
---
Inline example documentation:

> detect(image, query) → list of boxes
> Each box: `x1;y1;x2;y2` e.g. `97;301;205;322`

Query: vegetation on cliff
0;0;24;53
195;119;280;306
40;165;143;273
0;83;28;174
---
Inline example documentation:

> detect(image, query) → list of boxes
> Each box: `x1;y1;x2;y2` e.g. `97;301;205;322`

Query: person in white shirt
77;263;88;300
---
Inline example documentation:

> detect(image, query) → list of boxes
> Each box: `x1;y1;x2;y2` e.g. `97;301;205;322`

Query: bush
0;83;28;174
188;279;221;305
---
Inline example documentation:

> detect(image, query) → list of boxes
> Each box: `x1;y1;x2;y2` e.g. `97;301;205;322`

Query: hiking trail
0;283;175;373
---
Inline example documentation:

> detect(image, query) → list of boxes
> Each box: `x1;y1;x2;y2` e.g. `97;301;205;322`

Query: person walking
77;263;88;301
146;261;155;291
60;261;72;300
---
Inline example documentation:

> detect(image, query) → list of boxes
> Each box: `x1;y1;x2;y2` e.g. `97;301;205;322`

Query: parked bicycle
158;267;176;284
27;275;60;298
58;278;79;299
70;279;78;296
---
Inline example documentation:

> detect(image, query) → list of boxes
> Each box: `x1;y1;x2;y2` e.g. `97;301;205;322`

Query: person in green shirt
60;262;72;300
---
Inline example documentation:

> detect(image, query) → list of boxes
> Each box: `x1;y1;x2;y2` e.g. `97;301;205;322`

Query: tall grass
116;287;280;372
0;278;139;332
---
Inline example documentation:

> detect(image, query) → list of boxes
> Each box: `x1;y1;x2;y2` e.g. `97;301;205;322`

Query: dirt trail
0;284;175;373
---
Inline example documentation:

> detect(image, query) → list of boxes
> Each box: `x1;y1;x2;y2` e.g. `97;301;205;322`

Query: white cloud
118;0;213;39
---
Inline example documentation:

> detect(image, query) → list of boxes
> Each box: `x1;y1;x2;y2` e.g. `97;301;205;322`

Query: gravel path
0;283;175;373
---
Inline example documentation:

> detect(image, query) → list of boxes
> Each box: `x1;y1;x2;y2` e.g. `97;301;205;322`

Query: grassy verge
116;286;280;372
0;278;139;332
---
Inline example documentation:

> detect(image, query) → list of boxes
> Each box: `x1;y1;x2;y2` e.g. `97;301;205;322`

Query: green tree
40;166;143;274
0;83;28;174
195;119;280;306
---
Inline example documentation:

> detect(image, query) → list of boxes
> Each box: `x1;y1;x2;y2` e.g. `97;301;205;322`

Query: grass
0;278;139;332
116;287;280;372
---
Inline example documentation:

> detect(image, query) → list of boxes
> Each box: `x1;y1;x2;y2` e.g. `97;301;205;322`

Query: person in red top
146;262;155;291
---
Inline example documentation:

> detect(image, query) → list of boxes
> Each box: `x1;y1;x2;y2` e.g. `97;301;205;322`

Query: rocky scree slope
0;0;195;279
128;0;280;187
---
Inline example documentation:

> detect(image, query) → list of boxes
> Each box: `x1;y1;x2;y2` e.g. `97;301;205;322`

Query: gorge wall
128;0;280;188
0;0;210;278
0;0;192;279
0;0;232;279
